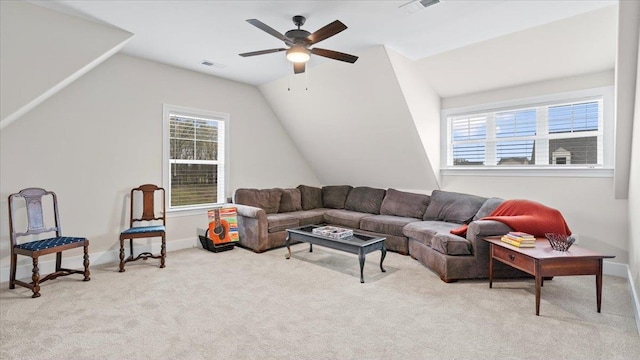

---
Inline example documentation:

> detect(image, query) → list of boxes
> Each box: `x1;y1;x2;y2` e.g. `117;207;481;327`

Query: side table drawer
492;245;535;274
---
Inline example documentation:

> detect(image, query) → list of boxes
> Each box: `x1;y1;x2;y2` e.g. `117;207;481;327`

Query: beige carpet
0;245;638;359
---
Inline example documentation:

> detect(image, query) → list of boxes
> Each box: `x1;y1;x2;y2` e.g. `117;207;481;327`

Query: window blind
447;98;603;168
168;113;224;207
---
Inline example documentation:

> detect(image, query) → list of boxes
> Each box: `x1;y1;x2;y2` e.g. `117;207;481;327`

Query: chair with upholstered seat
7;188;90;298
119;184;166;272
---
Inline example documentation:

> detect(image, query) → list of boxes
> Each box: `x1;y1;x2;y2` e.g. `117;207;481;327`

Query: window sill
440;167;614;178
166;204;229;218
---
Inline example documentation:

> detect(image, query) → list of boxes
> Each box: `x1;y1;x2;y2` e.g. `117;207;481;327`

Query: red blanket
450;199;571;237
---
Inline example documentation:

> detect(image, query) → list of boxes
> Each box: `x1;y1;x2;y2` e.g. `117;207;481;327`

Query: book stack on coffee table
500;232;536;248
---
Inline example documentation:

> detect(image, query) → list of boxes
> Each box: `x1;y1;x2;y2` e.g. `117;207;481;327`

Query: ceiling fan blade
246;19;293;45
239;48;286;57
311;48;358;63
306;20;348;45
293;62;306;74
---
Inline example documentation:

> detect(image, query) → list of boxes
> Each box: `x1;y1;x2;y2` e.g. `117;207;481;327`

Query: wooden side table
484;236;615;316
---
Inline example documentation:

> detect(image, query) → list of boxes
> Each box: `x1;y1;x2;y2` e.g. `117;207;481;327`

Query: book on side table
500;231;536;248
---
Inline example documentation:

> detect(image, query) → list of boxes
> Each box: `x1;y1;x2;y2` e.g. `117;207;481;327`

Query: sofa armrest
466;220;513;257
234;204;269;252
467;220;512;238
235;204;266;219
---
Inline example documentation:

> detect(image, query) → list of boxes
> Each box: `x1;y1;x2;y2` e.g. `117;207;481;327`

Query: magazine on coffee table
312;226;354;239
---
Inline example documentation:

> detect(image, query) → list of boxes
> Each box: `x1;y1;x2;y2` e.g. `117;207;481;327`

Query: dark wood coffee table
484;236;615;316
285;225;386;283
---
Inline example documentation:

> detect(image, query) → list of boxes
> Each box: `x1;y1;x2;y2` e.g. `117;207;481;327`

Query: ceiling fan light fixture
286;45;310;63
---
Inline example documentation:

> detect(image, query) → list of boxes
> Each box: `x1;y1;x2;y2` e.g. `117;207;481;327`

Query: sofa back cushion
278;188;303;213
234;188;283;214
423;190;487;224
322;185;353;209
380;188;431;219
473;197;505;221
344;186;386;214
297;185;323;210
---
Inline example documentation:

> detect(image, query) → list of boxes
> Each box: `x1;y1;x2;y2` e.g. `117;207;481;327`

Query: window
163;105;228;210
442;87;613;176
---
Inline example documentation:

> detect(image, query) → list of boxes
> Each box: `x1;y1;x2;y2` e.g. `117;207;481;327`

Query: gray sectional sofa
233;185;527;282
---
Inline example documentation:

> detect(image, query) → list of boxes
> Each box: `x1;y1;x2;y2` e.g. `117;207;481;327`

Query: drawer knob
509;254;516;261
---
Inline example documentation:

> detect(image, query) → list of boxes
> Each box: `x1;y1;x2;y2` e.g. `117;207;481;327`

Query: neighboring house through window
441;86;614;177
163;105;228;210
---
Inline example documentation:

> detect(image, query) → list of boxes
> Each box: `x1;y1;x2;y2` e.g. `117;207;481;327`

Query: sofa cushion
278;188;303;213
297;185;323;210
380;188;430;219
266;213;299;233
322;185;353;209
324;209;369;229
287;208;328;226
235;188;283;214
430;233;471;256
344;186;386;214
423;190;487;224
473;197;505;221
403;221;462;247
360;215;420;237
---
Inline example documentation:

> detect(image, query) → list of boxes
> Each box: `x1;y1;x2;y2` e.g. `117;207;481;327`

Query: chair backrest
129;184;165;227
8;188;61;246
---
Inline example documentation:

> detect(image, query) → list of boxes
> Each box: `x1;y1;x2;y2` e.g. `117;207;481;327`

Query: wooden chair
7;188;90;298
119;184;166;272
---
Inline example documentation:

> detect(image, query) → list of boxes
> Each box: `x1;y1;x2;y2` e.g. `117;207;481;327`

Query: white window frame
440;86;614;177
163;104;230;213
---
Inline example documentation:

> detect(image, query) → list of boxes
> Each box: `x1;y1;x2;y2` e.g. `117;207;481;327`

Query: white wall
443;70;615;110
626;4;640;323
613;1;640;199
258;45;439;193
385;47;442;186
0;1;132;128
0;54;319;278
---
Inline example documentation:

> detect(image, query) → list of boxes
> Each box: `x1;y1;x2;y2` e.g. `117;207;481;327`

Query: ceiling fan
239;15;358;74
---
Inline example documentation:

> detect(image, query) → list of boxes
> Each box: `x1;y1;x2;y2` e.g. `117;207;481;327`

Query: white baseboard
627;266;640;336
0;237;199;284
603;260;628;277
602;261;640;336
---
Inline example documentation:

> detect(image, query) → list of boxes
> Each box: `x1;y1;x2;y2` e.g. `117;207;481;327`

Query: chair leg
31;257;41;298
55;252;62;272
9;253;17;289
119;237;126;273
83;243;91;281
160;234;166;268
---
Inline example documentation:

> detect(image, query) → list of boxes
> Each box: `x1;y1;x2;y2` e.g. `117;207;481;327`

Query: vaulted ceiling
32;0;616;87
2;1;620;192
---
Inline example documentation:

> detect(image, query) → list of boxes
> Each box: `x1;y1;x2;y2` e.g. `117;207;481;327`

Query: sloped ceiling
415;5;618;98
386;48;442;180
257;6;619;192
31;0;616;86
259;45;439;192
2;2;620;195
0;1;132;128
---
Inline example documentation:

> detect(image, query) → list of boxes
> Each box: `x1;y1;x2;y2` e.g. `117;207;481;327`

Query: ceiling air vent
399;0;440;15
